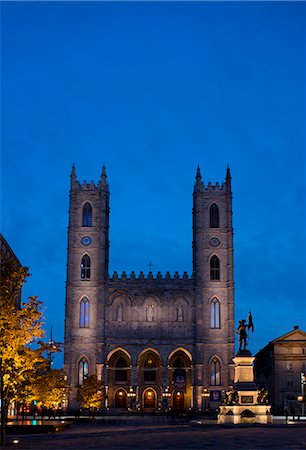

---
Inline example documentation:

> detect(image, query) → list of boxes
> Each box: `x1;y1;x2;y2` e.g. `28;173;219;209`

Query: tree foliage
32;369;69;408
0;259;29;305
0;259;46;445
77;375;103;412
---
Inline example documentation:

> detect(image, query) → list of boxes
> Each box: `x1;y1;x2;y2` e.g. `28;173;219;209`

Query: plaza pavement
5;416;306;450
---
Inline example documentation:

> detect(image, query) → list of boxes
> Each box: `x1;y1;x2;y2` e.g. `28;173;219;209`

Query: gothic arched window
210;357;221;386
210;203;219;228
210;255;220;280
210;298;220;328
78;357;89;385
80;297;90;328
115;356;128;383
82;202;92;227
81;255;91;279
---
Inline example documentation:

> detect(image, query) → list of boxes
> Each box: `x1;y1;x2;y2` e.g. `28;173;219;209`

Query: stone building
254;326;306;415
0;233;22;308
64;165;235;411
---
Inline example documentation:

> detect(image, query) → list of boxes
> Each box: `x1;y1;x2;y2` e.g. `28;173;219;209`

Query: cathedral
64;165;235;411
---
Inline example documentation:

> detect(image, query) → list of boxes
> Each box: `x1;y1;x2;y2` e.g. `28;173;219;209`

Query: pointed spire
70;163;79;190
194;164;204;193
226;164;232;192
196;164;202;180
99;162;109;191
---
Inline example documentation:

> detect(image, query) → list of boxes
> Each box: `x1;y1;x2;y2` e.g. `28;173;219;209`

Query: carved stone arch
75;353;90;366
174;296;189;322
206;251;220;262
108;291;134;322
137;348;162;366
208;354;223;365
143;291;163;307
168;347;192;365
107;290;133;307
81;199;94;209
107;347;132;364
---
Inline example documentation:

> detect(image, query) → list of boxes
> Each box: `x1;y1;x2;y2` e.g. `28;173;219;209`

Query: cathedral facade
64;165;235;411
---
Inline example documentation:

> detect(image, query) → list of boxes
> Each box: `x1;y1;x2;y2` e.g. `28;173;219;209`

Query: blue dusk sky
1;1;306;367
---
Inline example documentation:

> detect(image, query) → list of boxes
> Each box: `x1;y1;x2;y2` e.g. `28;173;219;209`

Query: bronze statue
257;387;269;405
236;319;248;351
236;312;254;351
225;387;239;405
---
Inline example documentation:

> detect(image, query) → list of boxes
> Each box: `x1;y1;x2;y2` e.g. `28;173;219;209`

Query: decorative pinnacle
194;164;204;192
70;163;78;189
226;164;232;192
196;164;202;180
99;162;109;191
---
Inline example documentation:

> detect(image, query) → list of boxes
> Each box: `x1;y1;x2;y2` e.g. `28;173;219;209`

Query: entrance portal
173;390;184;410
115;389;127;408
143;389;156;409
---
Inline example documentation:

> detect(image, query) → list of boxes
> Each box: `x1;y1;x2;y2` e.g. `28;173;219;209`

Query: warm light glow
177;392;181;397
147;391;152;397
119;391;123;396
13;440;19;444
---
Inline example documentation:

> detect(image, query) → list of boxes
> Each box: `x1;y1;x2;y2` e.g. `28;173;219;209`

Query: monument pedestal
218;350;272;424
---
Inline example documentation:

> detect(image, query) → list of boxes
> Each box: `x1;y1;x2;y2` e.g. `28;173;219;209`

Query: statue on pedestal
236;312;254;351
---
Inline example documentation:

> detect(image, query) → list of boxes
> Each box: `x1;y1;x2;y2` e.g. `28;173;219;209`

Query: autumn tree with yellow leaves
32;368;69;410
77;375;104;415
0;259;45;446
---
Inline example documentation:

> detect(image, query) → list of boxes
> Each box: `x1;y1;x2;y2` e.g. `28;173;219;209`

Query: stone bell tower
64;164;109;402
192;166;235;407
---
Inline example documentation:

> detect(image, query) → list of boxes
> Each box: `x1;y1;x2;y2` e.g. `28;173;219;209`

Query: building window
210;298;220;328
81;255;91;279
143;356;157;383
210;255;220;280
78;357;89;385
210;203;219;228
80;297;90;328
210;357;221;386
115;357;128;383
82;202;92;227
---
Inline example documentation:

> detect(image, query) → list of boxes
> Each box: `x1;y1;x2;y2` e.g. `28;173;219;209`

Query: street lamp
162;386;171;411
201;388;209;411
298;395;304;417
127;386;136;411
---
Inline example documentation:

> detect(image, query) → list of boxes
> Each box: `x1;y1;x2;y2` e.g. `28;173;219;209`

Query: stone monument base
218;351;273;425
218;404;272;424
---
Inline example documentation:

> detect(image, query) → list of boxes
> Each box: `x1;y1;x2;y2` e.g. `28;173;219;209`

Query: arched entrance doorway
115;389;127;408
173;390;184;410
143;389;156;409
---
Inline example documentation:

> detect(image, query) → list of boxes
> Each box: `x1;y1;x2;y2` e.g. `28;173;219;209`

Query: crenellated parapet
193;165;231;194
108;271;193;289
109;270;191;281
70;163;109;192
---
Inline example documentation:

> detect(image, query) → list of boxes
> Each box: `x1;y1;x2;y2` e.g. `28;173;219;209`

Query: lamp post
127;386;136;411
201;388;209;412
162;386;171;411
300;372;306;416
